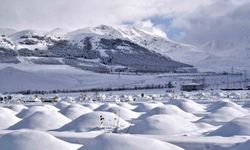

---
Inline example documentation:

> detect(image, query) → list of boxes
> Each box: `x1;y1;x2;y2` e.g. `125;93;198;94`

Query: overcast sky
0;0;249;45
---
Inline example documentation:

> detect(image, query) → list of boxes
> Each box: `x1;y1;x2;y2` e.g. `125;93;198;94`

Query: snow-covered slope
0;25;194;73
1;25;248;72
197;39;250;71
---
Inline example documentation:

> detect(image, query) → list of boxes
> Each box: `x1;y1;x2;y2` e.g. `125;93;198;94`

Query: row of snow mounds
0;107;21;129
8;110;71;131
58;111;130;132
199;100;249;125
0;130;81;150
80;133;184;150
83;103;141;121
167;99;205;114
128;114;199;135
138;105;198;121
59;104;93;120
209;115;250;137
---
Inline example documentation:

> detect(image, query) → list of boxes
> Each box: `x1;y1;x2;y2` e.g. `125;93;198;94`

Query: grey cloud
172;0;250;45
0;0;209;30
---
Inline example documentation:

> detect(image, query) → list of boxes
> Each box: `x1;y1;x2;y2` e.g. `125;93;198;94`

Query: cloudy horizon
0;0;249;45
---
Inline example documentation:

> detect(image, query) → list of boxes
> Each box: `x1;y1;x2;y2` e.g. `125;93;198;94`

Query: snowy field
0;64;248;93
0;90;250;150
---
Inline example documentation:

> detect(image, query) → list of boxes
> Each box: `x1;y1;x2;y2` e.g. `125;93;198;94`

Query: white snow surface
0;90;250;150
80;133;185;150
0;130;81;150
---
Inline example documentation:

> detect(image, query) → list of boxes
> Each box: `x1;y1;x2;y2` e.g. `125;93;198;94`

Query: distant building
181;83;205;91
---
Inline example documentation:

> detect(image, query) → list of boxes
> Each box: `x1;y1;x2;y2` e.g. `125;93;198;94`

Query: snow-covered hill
197;40;250;71
0;25;248;73
0;25;196;73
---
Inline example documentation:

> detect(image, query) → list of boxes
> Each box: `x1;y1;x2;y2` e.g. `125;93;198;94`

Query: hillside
0;26;195;73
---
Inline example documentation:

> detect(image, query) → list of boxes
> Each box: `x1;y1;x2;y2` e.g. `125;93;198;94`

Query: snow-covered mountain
1;25;248;73
0;25;196;73
197;39;250;72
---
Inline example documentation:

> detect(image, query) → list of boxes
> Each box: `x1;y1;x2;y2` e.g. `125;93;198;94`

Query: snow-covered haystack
128;114;198;135
133;103;158;112
0;106;17;115
198;106;248;125
59;104;93;120
167;99;205;113
9;111;71;130
0;130;81;150
207;100;245;112
233;140;250;150
8;105;28;113
0;107;21;129
16;105;50;118
106;106;141;120
55;101;71;110
209;115;250;137
43;104;60;111
82;103;100;110
94;103;120;111
79;133;184;150
117;102;137;110
138;105;198;121
58;111;130;132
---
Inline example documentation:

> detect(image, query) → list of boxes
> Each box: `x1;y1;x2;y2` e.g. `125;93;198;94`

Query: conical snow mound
8;105;28;113
207;100;246;112
139;105;197;120
55;101;71;110
94;103;120;111
79;133;184;150
59;104;93;120
0;130;80;150
106;106;141;120
58;111;130;132
209;115;250;137
118;102;137;110
0;106;17;115
199;101;248;125
16;106;49;118
82;103;100;110
9;111;71;130
128;114;198;135
133;103;158;112
0;107;21;129
168;99;205;113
